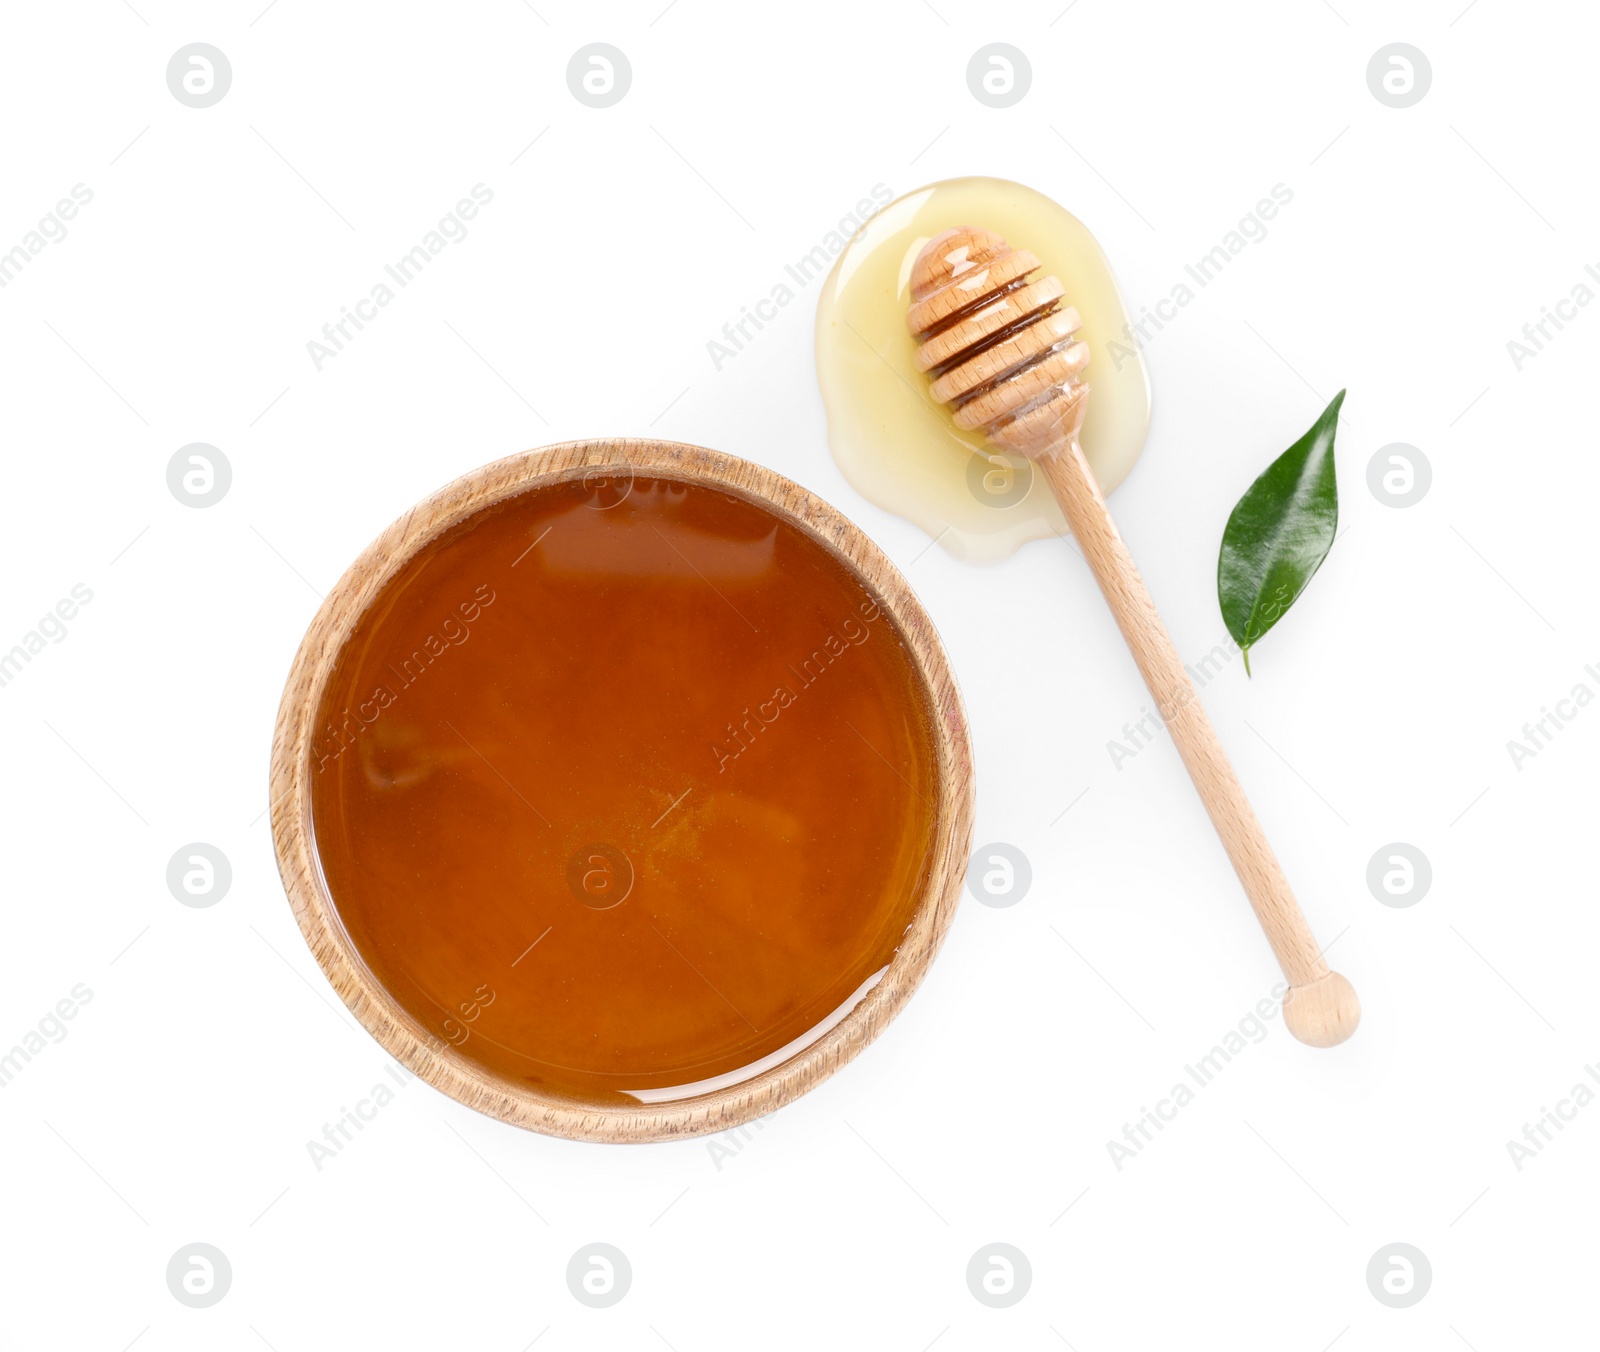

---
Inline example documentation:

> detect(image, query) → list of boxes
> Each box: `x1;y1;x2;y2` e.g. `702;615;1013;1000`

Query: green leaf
1217;390;1343;676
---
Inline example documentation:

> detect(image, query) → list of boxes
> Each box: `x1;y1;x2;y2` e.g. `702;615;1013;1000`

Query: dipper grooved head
908;227;1090;457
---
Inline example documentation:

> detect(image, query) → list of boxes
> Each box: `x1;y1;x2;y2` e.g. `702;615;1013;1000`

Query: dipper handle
1036;443;1358;1047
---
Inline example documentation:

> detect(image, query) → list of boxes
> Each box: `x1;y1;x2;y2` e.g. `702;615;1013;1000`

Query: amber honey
310;474;940;1107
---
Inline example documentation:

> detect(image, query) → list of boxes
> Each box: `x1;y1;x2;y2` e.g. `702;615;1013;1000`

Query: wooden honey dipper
910;227;1359;1047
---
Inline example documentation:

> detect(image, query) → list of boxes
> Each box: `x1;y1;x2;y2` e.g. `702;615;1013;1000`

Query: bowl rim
269;438;975;1143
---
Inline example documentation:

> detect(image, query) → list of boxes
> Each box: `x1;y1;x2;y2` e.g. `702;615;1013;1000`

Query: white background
2;1;1596;1348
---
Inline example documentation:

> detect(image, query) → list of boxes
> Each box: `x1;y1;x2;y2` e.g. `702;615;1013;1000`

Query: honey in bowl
309;472;941;1109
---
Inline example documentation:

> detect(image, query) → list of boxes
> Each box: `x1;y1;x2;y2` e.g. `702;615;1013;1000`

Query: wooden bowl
269;439;975;1143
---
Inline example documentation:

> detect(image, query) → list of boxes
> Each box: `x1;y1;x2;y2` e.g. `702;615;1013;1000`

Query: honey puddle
816;177;1152;562
311;476;940;1108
